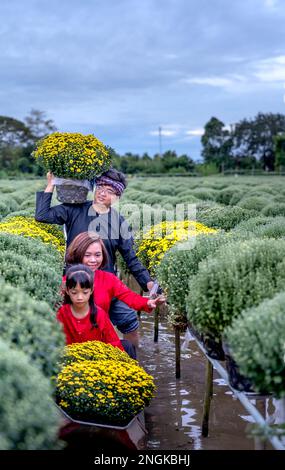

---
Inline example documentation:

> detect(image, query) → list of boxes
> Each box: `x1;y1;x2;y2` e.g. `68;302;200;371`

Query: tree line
1;110;285;177
0;110;196;176
0;110;56;176
202;113;285;172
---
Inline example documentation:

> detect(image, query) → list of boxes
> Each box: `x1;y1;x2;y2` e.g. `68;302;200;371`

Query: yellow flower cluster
60;340;135;367
33;132;111;179
0;216;65;255
137;220;217;273
56;359;156;425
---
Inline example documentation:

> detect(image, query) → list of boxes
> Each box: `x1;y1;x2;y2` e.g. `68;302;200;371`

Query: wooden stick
137;287;144;320
202;359;213;437
175;327;181;379
154;306;159;343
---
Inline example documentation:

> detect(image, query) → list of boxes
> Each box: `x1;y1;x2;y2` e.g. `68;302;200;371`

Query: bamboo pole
201;359;213;437
137;287;144;320
154;306;159;342
175;327;181;379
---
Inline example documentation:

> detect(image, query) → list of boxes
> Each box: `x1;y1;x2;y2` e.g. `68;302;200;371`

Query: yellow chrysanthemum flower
32;132;111;179
60;340;135;367
0;216;65;255
136;220;217;274
56;359;156;426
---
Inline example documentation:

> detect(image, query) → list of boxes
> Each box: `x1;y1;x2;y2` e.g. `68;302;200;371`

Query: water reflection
138;313;256;450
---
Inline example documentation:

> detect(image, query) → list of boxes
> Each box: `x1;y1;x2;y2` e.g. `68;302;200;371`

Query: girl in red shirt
57;264;126;352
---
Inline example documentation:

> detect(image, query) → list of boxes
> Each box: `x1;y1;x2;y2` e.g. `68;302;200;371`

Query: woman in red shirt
63;232;165;330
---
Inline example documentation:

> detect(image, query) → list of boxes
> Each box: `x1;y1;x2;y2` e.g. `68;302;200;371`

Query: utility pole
158;126;162;157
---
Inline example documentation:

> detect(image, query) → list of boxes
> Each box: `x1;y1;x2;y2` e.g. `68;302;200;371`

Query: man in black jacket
35;168;155;346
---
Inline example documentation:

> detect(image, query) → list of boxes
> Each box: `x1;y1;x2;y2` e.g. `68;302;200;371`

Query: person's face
67;282;92;308
94;184;118;206
82;242;104;271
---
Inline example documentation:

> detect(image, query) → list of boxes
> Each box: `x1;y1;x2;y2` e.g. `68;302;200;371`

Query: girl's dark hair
66;232;108;269
64;264;98;328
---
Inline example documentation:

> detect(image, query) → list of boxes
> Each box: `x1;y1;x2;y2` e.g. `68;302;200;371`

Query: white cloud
181;58;285;92
264;0;278;8
185;128;204;136
254;55;285;82
182;76;233;88
181;74;248;90
150;129;177;137
149;123;188;137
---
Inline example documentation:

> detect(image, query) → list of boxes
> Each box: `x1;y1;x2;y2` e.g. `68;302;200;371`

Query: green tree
201;117;233;171
0;110;57;175
23;109;57;174
161;150;178;171
233;113;285;171
0;117;31;171
177;154;195;172
274;134;285;171
0;116;31;146
24;109;57;144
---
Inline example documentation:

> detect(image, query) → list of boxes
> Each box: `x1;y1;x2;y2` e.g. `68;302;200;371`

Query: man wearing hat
35;168;156;346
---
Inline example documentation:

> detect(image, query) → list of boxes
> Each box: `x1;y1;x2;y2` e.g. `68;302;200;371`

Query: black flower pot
223;341;255;392
202;334;225;361
188;324;203;343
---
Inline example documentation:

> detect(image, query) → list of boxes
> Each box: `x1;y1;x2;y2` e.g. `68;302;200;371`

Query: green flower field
1;175;285;449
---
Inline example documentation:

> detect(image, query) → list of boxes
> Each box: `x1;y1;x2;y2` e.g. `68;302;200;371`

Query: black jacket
35;191;152;290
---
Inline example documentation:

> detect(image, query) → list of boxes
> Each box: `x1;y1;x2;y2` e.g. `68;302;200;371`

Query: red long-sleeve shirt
56;303;124;350
62;270;152;314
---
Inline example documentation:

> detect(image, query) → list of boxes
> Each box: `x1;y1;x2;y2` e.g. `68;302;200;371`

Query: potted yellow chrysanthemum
32;132;112;203
56;359;156;426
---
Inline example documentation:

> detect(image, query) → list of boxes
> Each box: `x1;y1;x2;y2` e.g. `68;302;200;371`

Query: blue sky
1;0;285;159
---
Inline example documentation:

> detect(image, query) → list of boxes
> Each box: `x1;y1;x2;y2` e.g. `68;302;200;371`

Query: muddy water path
137;313;278;450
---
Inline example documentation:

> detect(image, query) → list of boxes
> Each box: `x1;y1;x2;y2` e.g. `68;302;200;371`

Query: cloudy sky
1;0;285;159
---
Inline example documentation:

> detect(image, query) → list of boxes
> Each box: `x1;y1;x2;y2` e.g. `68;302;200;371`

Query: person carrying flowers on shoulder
36;168;162;347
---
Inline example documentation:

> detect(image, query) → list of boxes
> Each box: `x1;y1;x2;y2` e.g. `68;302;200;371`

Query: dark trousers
121;339;137;360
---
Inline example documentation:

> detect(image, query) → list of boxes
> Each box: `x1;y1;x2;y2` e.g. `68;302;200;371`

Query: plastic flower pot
202;333;225;361
223;341;255;392
57;405;147;450
188;324;203;343
187;323;225;360
53;177;92;204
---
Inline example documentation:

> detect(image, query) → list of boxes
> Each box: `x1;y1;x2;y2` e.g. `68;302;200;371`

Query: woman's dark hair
64;264;97;328
102;168;127;188
66;232;108;269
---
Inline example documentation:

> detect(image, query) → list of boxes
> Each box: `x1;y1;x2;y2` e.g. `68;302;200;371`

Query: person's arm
109;273;153;312
35;172;69;225
118;216;153;291
99;308;124;351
